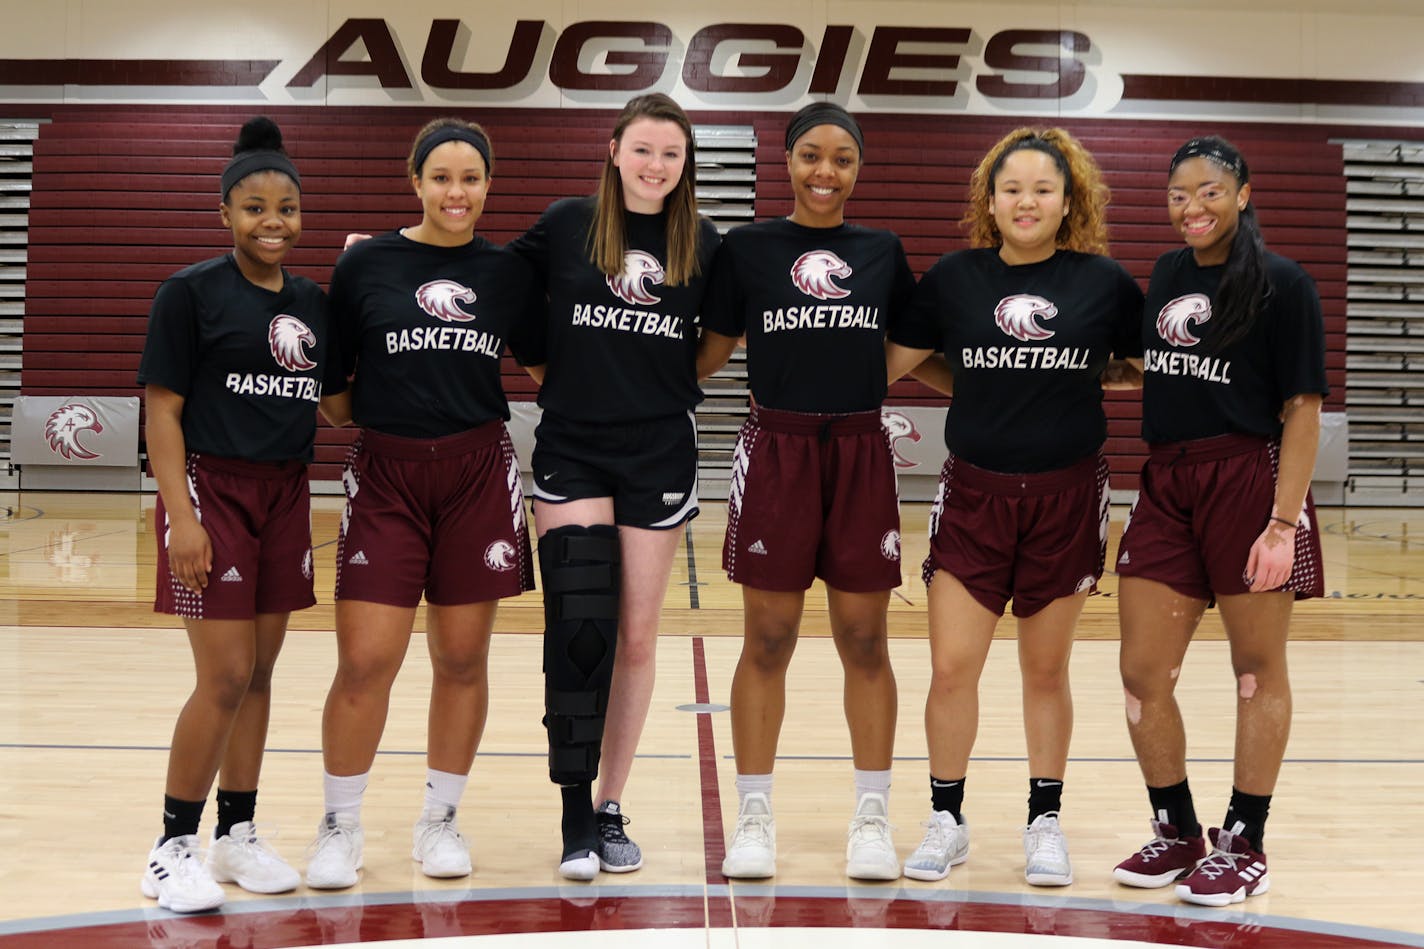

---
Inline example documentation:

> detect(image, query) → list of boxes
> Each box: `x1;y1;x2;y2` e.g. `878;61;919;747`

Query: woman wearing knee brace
507;93;720;879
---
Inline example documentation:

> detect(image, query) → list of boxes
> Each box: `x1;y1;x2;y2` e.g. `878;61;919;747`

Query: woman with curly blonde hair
886;126;1144;886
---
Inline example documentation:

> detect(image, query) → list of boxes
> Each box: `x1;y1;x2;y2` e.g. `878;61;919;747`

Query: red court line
692;636;734;926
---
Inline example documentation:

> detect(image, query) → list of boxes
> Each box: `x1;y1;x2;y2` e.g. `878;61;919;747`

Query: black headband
784;103;865;157
413;127;493;177
1170;137;1248;183
221;150;300;199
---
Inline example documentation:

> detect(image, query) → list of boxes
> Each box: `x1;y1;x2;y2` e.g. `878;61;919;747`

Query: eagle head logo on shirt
1156;293;1212;347
791;250;853;300
44;402;103;460
268;314;317;371
881;409;922;468
415;279;478;323
994;294;1058;342
608;250;665;306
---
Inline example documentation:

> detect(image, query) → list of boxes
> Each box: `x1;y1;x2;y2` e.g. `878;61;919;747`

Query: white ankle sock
423;768;469;813
735;773;774;811
323;771;368;821
854;768;892;809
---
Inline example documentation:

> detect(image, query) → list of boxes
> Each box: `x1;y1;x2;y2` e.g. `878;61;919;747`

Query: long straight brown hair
590;94;702;286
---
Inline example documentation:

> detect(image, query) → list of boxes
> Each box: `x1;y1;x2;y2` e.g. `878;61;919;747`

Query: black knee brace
539;524;620;785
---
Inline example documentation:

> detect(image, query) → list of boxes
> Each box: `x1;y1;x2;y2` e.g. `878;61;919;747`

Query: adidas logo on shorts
748;539;768;555
348;550;370;565
1118;551;1130;566
220;566;242;582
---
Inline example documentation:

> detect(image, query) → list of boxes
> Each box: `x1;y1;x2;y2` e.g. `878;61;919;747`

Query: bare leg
321;600;417;776
166;618;258;800
923;571;999;780
425;600;500;775
826;585;896;770
1217;591;1294;794
729;586;805;774
217;612;290;791
1016;592;1088;781
1118;577;1206;786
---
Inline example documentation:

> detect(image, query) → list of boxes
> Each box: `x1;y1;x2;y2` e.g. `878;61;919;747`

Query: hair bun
234;116;285;155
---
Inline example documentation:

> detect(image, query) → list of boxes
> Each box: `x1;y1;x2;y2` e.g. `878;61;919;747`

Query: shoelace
916;817;956;855
598;811;632;844
308;821;356;860
227;826;284;862
159;838;211;880
1027;823;1067;863
1135;836;1177;861
416;816;464;853
1192;846;1244;881
848;815;893;848
733;815;773;848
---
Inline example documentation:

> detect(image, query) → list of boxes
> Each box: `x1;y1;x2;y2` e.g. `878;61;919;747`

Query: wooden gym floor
0;492;1421;948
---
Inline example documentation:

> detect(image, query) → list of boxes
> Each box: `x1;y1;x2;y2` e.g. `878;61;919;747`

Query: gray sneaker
595;801;643;872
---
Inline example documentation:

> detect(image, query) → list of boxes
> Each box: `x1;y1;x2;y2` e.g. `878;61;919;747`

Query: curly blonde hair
962;127;1110;255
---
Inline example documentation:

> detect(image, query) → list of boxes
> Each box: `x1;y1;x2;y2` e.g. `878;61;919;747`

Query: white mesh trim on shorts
166;454;206;619
724;421;758;580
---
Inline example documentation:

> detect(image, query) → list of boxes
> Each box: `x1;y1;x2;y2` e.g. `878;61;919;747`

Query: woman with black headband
506;93;720;880
137;116;326;911
1111;135;1325;906
305;118;541;888
698;101;916;881
885;127;1143;887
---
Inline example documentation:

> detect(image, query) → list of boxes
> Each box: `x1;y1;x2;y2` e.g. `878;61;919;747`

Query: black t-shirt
1141;248;1328;444
890;248;1143;472
137;253;329;462
327;230;539;438
701;218;915;413
507;196;721;423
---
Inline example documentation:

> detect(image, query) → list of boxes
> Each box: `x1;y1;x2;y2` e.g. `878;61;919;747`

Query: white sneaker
1023;812;1073;886
902;810;970;881
141;834;225;913
413;806;472;878
306;813;363;889
721;792;776;878
845;792;899;881
206;821;300;894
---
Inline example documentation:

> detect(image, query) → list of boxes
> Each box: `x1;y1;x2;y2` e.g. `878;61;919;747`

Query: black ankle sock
1224;788;1271;852
215;788;258;839
161;794;205;842
1027;778;1063;823
560;783;596;858
1146;778;1201;838
929;775;965;822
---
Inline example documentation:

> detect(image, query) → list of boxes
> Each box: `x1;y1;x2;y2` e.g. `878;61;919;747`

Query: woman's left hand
1245;520;1296;592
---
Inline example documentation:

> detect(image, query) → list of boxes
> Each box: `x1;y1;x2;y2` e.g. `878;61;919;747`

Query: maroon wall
19;104;1361;487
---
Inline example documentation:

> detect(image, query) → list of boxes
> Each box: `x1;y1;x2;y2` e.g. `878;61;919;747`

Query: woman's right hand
166;515;213;593
343;233;373;252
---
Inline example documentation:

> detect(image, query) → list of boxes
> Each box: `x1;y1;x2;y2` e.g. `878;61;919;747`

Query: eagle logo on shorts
791;250;853;300
268;314;317;371
484;540;517;572
607;250;665;306
1156;293;1212;347
44;402;104;460
994;294;1058;341
881;410;921;468
880;529;901;562
415;279;478;323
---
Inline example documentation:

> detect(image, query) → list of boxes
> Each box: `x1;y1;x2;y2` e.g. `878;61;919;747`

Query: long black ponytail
1170;136;1268;350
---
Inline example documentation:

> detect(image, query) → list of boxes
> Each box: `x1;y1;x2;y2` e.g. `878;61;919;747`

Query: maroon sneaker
1113;819;1206;888
1176;827;1270;906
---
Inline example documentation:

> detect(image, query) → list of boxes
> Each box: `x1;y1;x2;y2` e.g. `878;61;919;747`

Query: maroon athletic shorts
336;423;534;608
155;454;316;621
922;451;1110;618
1115;434;1325;601
723;405;902;593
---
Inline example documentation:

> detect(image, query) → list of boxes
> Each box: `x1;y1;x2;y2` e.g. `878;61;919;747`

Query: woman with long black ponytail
1112;136;1327;907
